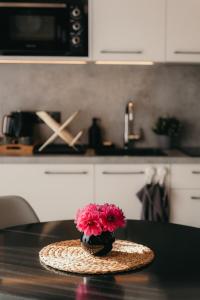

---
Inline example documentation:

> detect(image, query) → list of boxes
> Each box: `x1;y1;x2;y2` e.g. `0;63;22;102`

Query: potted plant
75;203;126;256
152;116;181;149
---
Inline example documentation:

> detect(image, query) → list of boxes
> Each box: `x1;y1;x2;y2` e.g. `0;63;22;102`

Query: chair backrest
0;196;39;230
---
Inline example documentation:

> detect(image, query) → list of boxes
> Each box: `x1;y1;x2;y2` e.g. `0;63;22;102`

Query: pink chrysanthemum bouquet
75;203;126;236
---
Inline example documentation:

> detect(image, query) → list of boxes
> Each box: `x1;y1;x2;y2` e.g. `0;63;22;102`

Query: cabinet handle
102;171;144;175
100;50;143;54
174;51;200;55
0;2;67;8
191;196;200;200
44;171;88;175
192;171;200;174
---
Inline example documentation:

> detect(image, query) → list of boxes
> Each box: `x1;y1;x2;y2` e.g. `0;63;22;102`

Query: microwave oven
0;0;88;56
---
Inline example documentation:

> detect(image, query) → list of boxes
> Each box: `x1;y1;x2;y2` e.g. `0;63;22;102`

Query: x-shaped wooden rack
36;111;83;152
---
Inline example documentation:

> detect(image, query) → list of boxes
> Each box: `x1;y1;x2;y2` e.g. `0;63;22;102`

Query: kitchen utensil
2;111;36;139
36;111;83;152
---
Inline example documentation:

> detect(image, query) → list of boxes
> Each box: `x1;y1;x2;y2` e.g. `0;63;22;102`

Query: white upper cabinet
166;0;200;63
91;0;165;62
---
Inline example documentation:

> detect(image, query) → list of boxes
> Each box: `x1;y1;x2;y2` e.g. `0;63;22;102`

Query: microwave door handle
57;27;61;40
0;3;67;8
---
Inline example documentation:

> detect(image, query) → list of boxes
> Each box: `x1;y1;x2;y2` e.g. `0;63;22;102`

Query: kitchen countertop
0;150;200;164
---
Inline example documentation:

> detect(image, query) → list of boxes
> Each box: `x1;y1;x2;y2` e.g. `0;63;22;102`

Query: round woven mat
39;240;154;275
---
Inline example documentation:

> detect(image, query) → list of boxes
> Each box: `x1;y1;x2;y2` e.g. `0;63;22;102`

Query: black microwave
0;0;88;56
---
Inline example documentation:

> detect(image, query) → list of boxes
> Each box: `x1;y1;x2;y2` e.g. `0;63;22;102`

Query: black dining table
0;220;200;300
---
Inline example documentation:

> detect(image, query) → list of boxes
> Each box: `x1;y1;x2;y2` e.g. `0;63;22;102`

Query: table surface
0;220;200;300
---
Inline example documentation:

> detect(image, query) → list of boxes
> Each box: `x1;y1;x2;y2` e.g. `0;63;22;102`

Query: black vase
81;231;115;256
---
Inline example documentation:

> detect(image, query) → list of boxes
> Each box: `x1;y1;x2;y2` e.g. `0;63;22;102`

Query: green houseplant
152;116;181;149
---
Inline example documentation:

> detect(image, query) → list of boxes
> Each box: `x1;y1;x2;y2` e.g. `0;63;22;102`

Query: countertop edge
0;155;199;164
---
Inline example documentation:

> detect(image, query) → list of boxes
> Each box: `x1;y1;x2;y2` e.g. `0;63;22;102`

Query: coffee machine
2;111;37;145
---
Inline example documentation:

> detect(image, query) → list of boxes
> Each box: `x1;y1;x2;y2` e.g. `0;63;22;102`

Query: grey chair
0;196;39;230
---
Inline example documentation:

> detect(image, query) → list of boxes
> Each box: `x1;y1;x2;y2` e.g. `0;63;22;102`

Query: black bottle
88;118;102;149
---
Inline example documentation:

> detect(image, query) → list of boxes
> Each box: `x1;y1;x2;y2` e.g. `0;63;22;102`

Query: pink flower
74;203;126;236
100;204;126;232
75;203;98;224
75;204;102;236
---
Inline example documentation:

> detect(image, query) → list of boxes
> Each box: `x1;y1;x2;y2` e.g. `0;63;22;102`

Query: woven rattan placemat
39;239;154;275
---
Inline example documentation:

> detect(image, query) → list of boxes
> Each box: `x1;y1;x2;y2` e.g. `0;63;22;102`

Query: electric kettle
2;111;36;138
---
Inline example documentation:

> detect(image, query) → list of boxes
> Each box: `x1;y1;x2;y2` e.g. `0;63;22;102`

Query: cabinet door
0;164;94;222
170;189;200;228
92;0;165;62
171;164;200;189
167;0;200;62
95;164;169;220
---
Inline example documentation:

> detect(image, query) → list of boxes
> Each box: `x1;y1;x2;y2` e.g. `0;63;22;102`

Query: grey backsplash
0;63;200;147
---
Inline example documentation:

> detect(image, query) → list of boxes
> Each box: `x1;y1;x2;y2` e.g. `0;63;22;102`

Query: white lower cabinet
170;189;200;228
0;164;94;222
170;164;200;228
171;164;200;189
94;164;169;220
1;162;199;227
